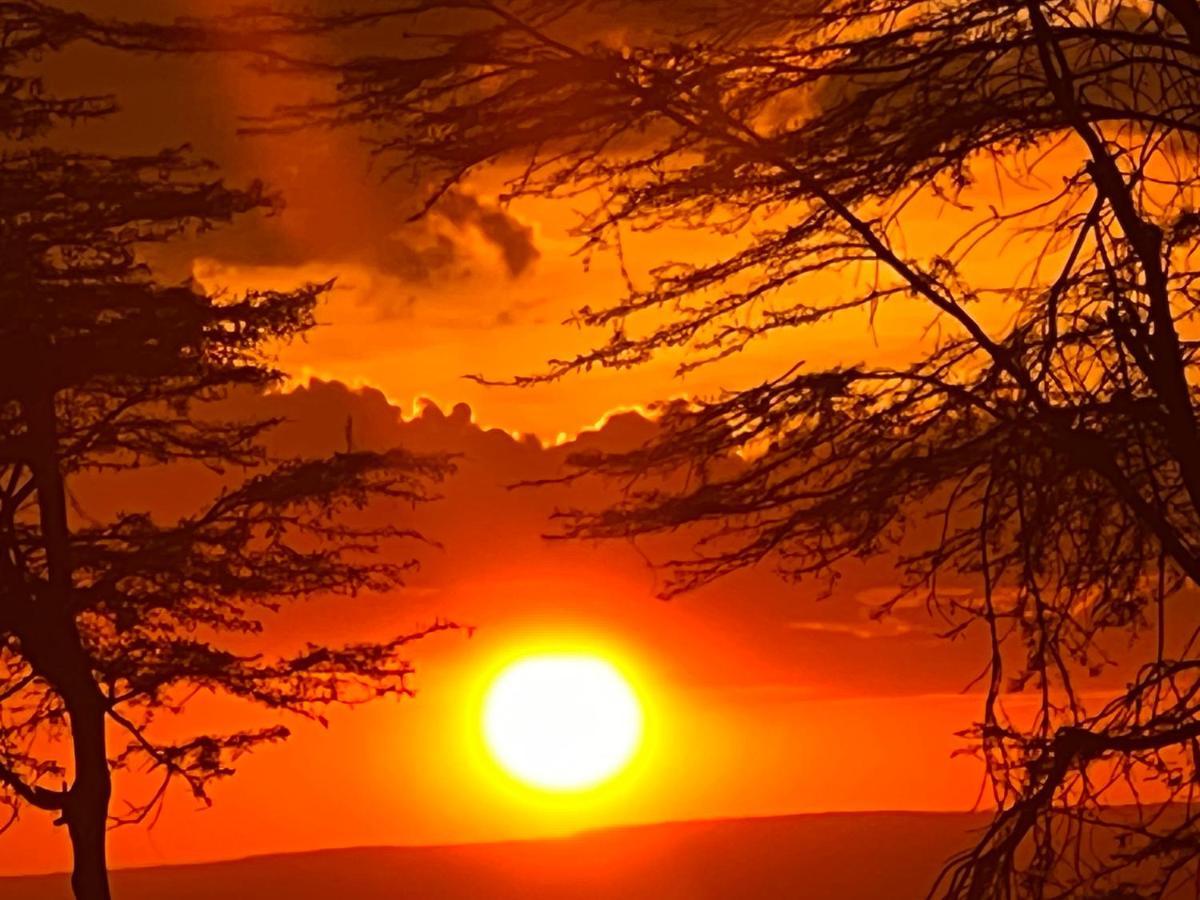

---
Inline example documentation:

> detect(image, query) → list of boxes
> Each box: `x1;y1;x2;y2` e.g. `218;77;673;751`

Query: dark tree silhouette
267;0;1200;895
0;6;455;899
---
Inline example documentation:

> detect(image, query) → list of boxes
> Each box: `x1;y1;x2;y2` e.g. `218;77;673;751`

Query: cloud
786;619;919;640
38;4;541;324
437;190;540;278
491;295;551;328
173;173;538;291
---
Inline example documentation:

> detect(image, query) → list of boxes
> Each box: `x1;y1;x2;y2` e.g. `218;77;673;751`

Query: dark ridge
1;811;988;900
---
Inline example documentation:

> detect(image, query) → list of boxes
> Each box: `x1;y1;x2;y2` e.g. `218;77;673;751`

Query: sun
481;653;644;792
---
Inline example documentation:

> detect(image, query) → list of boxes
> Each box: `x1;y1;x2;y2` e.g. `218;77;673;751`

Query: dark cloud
32;3;540;303
492;295;550;327
179;180;539;286
437;190;540;278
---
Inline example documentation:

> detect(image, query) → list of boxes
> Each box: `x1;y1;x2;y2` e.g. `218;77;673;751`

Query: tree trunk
64;696;112;900
23;387;112;899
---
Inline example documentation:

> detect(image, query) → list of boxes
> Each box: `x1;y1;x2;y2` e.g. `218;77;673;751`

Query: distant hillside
1;811;987;899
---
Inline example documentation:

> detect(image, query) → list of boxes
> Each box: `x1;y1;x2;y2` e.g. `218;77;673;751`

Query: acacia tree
272;0;1200;895
0;6;455;899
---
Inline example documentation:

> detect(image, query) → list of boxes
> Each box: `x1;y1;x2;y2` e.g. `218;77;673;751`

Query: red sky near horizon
1;377;1002;876
0;0;1108;877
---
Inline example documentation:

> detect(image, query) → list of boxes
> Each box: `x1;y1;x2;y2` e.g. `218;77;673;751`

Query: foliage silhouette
0;5;456;899
271;0;1200;896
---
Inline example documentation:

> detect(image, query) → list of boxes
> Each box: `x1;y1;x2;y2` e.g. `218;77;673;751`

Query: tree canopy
0;5;455;898
279;1;1200;895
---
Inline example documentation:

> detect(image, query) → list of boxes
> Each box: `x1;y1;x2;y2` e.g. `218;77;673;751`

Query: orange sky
0;382;997;875
0;0;1128;876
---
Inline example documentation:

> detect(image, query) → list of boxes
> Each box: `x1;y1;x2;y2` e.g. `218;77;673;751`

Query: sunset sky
0;0;1082;876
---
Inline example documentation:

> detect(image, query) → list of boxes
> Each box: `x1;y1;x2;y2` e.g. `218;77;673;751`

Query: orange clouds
39;1;953;442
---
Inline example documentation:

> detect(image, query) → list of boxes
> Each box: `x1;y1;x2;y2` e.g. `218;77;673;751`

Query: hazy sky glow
0;0;1094;877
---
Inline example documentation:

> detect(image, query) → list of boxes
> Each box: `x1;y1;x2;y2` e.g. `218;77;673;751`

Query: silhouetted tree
274;1;1200;895
0;6;455;899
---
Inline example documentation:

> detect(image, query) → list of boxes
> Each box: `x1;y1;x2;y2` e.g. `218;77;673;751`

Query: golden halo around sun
481;653;644;792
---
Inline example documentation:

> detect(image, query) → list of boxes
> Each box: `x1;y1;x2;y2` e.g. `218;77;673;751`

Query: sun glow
481;654;644;792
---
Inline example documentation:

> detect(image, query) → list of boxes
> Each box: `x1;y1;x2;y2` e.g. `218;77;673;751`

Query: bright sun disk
481;653;643;792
